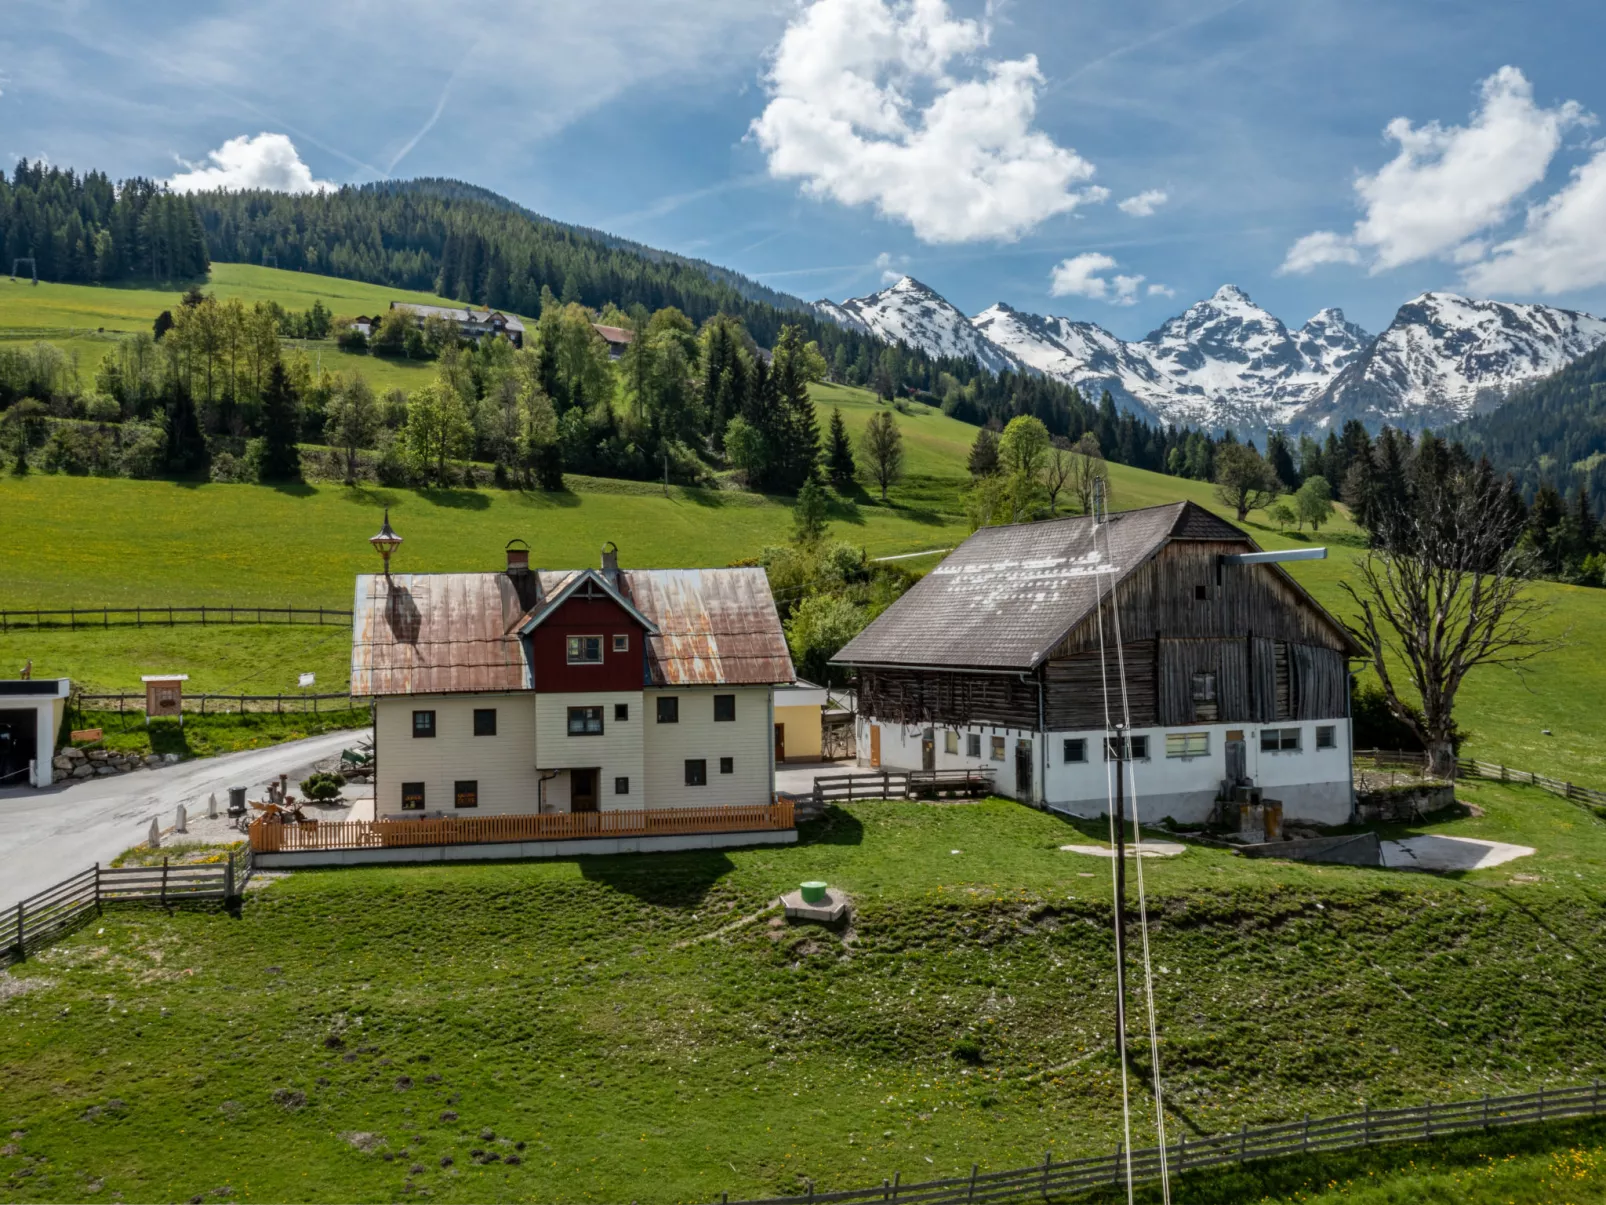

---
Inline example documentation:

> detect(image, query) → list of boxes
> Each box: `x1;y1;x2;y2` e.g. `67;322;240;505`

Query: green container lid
800;880;828;904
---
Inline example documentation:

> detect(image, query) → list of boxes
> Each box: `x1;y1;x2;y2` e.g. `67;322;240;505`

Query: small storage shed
142;675;189;724
773;679;829;763
0;677;70;788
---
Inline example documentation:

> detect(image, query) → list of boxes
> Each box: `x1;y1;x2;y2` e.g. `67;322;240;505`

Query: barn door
869;725;881;769
1015;739;1033;800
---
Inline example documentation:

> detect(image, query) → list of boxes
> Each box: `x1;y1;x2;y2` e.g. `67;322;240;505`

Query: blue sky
6;0;1606;339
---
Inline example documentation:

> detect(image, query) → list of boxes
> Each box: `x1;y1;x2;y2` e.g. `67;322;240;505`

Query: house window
1316;725;1336;750
1166;732;1210;759
401;782;425;811
657;696;679;724
990;736;1005;761
454;780;479;809
685;759;707;786
719;756;734;775
412;710;436;738
1105;734;1150;761
614;776;630;795
967;733;982;758
473;708;497;736
944;730;959;755
714;694;736;722
566;635;603;664
567;706;604;736
1191;672;1219;722
1063;738;1087;764
1261;727;1301;753
614;702;629;723
613;634;629;653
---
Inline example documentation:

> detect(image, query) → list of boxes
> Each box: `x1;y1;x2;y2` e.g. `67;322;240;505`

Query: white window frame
944;730;959;755
1166;732;1210;760
989;736;1005;762
566;635;604;665
967;733;982;758
1315;725;1336;750
612;633;629;653
1260;727;1301;753
1063;738;1087;764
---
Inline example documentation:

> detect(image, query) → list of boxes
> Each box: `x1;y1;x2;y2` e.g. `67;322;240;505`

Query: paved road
0;730;358;911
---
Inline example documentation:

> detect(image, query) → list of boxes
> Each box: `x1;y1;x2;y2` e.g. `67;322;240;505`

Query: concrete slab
1059;842;1186;858
782;886;851;923
1381;835;1535;871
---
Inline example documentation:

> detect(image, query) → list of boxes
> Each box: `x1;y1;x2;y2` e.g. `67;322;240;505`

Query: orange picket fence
249;799;794;854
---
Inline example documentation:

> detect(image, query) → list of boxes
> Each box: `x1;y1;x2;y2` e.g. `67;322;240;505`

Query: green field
2;780;1602;1203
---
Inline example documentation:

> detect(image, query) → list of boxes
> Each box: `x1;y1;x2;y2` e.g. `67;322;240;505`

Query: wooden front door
869;724;881;769
774;723;786;764
1015;739;1033;800
921;730;935;771
570;769;598;813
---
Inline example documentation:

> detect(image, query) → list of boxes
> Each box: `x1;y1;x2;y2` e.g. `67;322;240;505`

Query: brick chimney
505;539;538;608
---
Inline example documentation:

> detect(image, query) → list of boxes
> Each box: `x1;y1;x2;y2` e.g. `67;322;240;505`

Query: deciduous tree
1213;442;1281;520
858;410;904;502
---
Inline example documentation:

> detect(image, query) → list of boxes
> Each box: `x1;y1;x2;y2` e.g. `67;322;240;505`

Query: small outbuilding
773;679;829;763
0;678;70;788
141;675;189;724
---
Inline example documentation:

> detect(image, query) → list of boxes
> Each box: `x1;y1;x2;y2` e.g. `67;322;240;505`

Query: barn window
1191;672;1219;722
1063;738;1087;764
454;780;479;809
944;731;959;755
1194;584;1208;601
412;710;436;738
473;708;497;736
685;759;707;786
1104;735;1150;761
967;733;981;758
401;782;425;811
1260;727;1301;753
989;736;1005;761
566;635;604;664
567;706;604;735
1316;725;1336;750
657;696;679;724
1166;732;1209;759
714;694;736;722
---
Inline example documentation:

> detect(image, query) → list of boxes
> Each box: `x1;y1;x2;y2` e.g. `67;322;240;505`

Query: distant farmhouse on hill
351;302;526;348
592;323;634;361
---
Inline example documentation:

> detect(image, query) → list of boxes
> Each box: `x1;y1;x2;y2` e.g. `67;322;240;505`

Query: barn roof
833;501;1354;672
351;566;791;696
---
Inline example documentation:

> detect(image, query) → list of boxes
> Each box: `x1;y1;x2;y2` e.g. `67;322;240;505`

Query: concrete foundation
782;885;851;923
254;827;797;869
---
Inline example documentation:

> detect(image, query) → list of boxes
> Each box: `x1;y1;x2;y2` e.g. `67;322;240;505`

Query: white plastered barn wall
533;690;646;812
644;686;773;808
375;693;538;818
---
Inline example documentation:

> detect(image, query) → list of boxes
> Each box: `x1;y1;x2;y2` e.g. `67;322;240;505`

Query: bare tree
1067;432;1110;515
1341;458;1556;778
1043;438;1073;514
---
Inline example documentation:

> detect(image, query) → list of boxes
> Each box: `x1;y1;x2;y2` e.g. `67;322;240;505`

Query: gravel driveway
0;729;362;911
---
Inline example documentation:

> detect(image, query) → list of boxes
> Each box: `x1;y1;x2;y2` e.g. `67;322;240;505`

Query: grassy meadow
2;780;1604;1203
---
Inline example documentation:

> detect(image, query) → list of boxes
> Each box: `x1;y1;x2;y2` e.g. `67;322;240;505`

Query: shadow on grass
419;487;492;511
266;480;317;498
579;850;735;906
143;719;192;757
1083;1116;1606;1204
796;807;866;848
338;484;400;509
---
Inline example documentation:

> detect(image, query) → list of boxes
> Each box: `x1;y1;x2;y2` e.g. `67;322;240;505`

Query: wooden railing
249;800;795;854
812;769;994;804
721;1080;1606;1205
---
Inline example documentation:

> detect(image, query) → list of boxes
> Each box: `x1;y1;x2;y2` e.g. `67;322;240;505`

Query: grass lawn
1;781;1602;1203
68;708;371;759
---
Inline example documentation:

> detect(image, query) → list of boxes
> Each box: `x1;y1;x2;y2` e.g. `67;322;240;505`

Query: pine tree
826;407;856;489
967;426;999;477
257;360;302;480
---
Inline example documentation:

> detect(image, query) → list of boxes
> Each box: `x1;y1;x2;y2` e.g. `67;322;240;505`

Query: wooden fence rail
78;692;368;717
1353;749;1606;810
720;1081;1606;1205
812;770;994;805
250;800;795;854
4;850;253;968
0;605;351;632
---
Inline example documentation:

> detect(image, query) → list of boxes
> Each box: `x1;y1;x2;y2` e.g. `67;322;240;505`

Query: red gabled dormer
518;567;657;693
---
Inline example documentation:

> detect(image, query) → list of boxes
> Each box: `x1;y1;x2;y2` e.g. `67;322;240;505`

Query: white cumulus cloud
167;132;336;194
750;0;1103;244
1117;189;1167;217
1280;67;1586;275
1049;252;1160;306
1464;142;1606;294
873;250;910;284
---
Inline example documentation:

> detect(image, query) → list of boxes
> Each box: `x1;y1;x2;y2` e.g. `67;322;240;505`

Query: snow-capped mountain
815;276;1606;433
1298;292;1606;430
811;276;1020;376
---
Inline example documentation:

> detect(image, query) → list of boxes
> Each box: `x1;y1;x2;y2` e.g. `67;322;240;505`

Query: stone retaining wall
52;745;181;780
1355;782;1456;823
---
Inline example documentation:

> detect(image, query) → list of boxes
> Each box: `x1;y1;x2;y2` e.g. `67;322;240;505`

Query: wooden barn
831;501;1364;824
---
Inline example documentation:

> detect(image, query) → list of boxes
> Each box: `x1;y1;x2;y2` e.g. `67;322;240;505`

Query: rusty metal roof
352;565;792;696
351;572;533;697
834;502;1243;672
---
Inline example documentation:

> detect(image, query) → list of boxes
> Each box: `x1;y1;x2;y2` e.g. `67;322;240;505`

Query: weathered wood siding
1043;642;1157;730
857;667;1038;730
1153;637;1348;724
1053;541;1351;657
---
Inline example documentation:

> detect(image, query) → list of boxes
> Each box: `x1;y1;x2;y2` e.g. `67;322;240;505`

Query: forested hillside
1448;340;1606;513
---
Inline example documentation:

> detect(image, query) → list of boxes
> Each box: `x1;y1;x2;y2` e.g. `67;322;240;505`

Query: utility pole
1112;724;1129;1070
